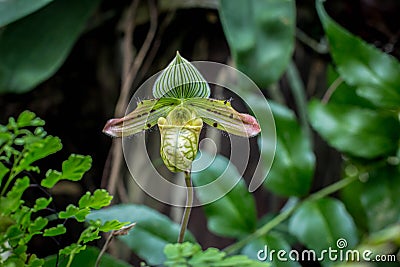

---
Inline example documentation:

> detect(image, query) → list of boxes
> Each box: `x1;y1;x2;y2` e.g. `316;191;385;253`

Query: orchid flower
103;52;260;173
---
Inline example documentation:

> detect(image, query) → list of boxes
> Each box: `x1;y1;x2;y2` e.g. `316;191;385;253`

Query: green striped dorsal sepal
157;106;203;172
153;51;210;99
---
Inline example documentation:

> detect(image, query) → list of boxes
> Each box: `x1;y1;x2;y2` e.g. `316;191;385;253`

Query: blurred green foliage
0;0;100;93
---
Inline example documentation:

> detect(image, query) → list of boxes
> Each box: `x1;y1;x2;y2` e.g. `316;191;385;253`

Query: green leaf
343;165;400;232
0;0;100;93
0;0;53;27
44;246;134;267
164;242;270;267
98;220;128;232
288;198;358;266
308;100;400;158
327;65;375;109
41;170;61;188
78;226;101;244
28;217;48;234
27;254;45;267
316;0;400;109
59;204;89;222
32;197;52;212
192;153;257;238
264;102;314;197
0;177;30;214
59;243;86;256
0;161;9;187
16;110;45;128
219;0;295;87
87;204;196;265
17;135;62;174
41;154;91;188
242;234;301;267
340;169;368;232
78;189;112;210
43;224;66;237
62;154;92;181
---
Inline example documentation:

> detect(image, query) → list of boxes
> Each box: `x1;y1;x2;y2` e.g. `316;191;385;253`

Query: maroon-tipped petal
103;118;124;137
239;113;261;137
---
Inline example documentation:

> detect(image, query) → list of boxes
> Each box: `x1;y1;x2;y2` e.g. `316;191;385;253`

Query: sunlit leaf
28;217;48;234
59;243;86;256
78;226;101;243
219;0;295;87
62;154;92;181
43;224;66;237
87;204;196;265
41;154;91;188
0;162;9;187
17;136;62;174
32;197;52;212
78;189;112;210
316;0;400;109
0;0;101;93
16;110;45;128
59;204;89;222
98;220;128;233
192;153;257;238
0;177;30;214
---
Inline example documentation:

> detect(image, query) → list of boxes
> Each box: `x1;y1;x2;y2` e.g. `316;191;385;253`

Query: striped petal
103;98;180;137
184;98;260;137
153;51;210;99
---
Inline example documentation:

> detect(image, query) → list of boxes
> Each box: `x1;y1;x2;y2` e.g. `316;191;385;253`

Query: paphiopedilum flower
103;52;260;173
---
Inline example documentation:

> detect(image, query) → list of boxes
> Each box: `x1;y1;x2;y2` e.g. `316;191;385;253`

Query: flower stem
224;175;359;254
95;233;114;267
178;170;193;243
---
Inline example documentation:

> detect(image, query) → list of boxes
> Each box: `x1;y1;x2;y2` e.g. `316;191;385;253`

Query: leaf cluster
0;111;127;267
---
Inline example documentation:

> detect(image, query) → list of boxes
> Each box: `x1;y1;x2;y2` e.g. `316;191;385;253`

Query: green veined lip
158;117;203;172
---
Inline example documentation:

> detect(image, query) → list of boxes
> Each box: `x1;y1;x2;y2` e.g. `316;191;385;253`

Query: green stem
95;233;114;267
1;152;22;196
178;170;193;243
66;252;75;267
295;28;328;54
224;175;359;254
